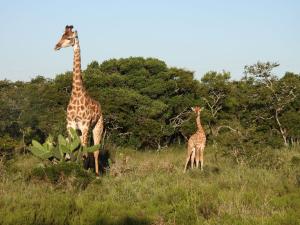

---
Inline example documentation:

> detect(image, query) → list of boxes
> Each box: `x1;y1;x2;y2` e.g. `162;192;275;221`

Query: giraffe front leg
67;121;77;140
93;116;104;177
66;121;77;160
80;127;89;159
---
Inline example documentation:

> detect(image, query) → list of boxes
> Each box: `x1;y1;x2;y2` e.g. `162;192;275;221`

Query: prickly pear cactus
29;128;100;163
29;140;54;160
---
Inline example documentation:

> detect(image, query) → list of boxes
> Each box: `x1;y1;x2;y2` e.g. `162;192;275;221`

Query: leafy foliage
1;58;300;151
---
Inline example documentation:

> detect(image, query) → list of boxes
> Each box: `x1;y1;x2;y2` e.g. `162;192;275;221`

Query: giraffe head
54;25;77;50
191;106;202;114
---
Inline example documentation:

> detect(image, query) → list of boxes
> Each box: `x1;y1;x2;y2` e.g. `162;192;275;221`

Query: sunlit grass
0;146;299;225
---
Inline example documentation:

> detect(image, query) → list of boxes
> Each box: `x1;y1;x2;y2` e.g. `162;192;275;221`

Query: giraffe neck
72;37;84;94
196;113;204;133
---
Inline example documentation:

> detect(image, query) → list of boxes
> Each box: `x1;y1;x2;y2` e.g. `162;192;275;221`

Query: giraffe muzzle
54;44;61;51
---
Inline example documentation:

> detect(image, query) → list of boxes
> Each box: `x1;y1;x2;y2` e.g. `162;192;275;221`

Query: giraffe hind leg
200;146;205;171
184;145;194;173
195;147;200;169
183;146;195;173
191;148;195;169
184;155;190;173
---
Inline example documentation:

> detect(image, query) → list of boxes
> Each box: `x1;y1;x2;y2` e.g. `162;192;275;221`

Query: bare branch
169;109;190;128
215;125;241;136
203;90;226;118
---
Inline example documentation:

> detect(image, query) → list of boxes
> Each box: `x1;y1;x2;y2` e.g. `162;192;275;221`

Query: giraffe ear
191;107;195;111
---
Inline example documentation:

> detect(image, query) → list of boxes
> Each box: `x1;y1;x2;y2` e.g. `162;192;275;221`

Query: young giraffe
54;25;104;176
184;106;206;173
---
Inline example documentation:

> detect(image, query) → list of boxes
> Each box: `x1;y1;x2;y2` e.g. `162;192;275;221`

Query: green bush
223;147;284;169
0;134;19;156
29;162;94;189
247;148;284;169
291;156;300;167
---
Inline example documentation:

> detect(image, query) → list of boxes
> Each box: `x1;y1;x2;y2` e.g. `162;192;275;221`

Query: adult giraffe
55;25;103;176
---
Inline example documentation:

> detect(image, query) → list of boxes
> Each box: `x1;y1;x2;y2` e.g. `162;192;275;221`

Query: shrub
224;147;285;169
247;148;284;169
291;156;300;167
29;162;94;190
0;134;19;157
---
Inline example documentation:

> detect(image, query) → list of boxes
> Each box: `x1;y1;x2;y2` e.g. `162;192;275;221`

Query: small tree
244;62;297;146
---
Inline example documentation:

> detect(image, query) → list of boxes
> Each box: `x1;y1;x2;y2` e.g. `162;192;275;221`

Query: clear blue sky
0;0;299;81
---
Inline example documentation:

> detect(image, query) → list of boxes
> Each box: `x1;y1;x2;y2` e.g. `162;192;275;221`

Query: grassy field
0;146;300;225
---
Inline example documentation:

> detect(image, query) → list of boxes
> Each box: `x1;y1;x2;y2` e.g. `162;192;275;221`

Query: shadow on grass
94;216;152;225
84;149;110;175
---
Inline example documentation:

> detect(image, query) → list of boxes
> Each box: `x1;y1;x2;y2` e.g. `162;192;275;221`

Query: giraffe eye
66;38;72;40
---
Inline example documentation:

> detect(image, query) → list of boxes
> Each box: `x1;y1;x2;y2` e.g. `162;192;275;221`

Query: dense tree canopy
0;57;299;152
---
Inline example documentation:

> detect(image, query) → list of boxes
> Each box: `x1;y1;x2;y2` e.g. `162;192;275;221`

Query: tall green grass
0;146;300;225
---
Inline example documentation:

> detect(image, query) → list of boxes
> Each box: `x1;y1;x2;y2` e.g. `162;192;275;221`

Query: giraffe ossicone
55;25;104;176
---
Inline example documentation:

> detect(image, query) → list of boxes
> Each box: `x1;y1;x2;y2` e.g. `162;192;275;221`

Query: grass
0;146;300;225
